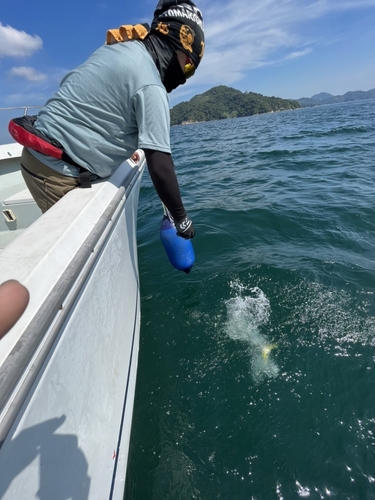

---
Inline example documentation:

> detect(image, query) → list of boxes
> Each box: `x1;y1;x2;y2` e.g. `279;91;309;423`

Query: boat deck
0;143;42;250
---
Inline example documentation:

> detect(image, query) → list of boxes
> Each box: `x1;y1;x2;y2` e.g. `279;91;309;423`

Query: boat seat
3;188;35;205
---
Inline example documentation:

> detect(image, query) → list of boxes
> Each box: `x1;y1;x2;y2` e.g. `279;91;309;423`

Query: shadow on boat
0;416;91;499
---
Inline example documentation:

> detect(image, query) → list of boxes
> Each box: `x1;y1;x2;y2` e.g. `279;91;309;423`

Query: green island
170;85;301;125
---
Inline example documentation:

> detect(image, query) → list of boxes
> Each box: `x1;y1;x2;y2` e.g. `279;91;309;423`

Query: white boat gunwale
0;140;146;498
0;170;139;446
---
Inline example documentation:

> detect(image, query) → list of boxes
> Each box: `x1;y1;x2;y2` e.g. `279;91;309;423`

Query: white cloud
0;23;42;57
286;48;313;60
8;66;47;81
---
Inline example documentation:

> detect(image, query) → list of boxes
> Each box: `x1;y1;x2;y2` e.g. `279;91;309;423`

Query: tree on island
170;85;301;125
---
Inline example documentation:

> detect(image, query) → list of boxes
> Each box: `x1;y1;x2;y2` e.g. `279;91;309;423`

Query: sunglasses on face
184;55;195;79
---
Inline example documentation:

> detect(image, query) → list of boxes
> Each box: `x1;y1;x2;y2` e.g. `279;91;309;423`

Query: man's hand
175;215;195;239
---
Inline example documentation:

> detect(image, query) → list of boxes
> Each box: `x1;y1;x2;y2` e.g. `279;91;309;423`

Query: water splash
285;280;375;354
225;281;279;383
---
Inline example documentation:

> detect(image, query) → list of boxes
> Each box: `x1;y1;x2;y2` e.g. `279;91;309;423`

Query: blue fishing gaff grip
160;214;195;273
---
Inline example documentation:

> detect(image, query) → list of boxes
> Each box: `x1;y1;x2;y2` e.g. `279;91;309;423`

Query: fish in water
261;344;277;361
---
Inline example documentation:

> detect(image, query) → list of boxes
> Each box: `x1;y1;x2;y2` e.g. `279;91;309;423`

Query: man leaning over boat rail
9;0;204;240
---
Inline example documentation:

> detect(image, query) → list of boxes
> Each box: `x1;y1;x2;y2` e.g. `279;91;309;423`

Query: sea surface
125;99;375;499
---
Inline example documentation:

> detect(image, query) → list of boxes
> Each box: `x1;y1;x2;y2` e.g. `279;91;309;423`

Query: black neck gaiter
142;34;186;93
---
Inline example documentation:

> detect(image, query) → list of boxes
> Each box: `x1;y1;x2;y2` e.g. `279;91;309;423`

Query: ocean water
125;100;375;499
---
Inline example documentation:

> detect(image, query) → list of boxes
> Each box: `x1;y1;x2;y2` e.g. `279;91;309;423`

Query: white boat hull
0;146;145;499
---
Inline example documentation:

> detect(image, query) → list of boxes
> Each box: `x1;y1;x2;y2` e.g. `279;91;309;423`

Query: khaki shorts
21;147;79;213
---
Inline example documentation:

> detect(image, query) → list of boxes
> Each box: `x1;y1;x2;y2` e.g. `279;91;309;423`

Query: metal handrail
0;106;42;115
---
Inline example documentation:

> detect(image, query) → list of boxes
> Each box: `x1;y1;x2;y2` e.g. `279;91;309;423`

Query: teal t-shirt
30;40;171;178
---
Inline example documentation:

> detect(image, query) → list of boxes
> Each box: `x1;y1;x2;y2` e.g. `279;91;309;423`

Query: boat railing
0;105;42;115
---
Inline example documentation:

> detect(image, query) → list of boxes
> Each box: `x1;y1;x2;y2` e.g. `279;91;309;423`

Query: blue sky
1;0;375;141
